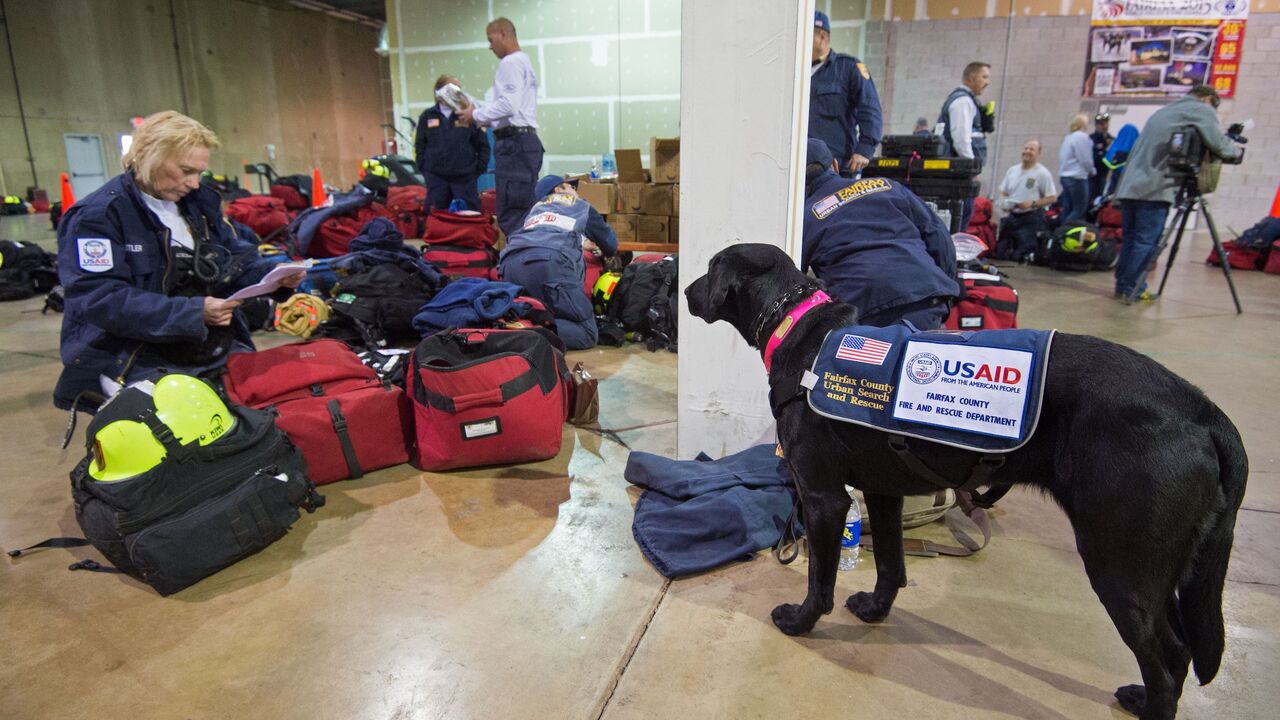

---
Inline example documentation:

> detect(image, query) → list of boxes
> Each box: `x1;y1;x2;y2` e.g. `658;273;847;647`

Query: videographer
1113;85;1242;304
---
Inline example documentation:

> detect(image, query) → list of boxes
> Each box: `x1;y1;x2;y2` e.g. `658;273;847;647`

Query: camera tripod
1155;173;1242;314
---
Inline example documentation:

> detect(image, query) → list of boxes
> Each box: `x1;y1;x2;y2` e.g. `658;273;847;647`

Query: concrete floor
2;212;1277;719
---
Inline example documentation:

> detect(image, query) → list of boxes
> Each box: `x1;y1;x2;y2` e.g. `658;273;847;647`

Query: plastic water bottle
602;152;616;177
839;489;861;571
589;161;599;180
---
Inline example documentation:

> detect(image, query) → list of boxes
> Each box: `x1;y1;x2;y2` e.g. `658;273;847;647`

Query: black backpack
1046;222;1110;272
0;239;58;301
323;263;437;348
607;255;678;351
9;404;324;596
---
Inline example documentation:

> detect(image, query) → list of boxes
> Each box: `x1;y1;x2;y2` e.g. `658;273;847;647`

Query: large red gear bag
223;339;412;484
407;328;569;471
423;208;498;248
944;273;1019;331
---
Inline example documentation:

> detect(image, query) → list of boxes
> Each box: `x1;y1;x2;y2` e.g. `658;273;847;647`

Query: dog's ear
703;256;737;321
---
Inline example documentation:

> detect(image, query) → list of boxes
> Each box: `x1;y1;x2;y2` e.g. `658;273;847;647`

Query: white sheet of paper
225;261;311;301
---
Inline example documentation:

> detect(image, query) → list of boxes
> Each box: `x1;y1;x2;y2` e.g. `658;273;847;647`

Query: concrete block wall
863;12;1280;228
0;0;389;196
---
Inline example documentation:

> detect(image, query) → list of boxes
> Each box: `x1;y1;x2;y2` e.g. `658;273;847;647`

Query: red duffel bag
1265;241;1280;275
224;339;412;484
1206;240;1264;270
227;196;289;239
944;273;1018;330
423;208;498;248
406;328;569;471
387;186;428;238
421;244;497;279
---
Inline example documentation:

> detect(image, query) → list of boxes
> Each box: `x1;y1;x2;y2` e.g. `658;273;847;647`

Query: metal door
64;134;108;198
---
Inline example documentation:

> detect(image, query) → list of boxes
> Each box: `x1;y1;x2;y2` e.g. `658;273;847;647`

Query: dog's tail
1178;411;1248;686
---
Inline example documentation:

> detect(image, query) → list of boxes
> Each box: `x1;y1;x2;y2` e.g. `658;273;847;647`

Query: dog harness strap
886;435;1006;493
762;290;832;372
967;482;1013;509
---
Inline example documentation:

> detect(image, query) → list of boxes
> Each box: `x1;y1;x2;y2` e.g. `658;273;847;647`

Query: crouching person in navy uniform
802;139;959;330
498;175;617;350
54;111;300;412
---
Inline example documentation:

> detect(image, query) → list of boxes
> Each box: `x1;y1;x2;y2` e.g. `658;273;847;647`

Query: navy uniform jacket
414;104;490;179
809;51;883;162
54;172;273;409
501;192;617;262
802;171;959;319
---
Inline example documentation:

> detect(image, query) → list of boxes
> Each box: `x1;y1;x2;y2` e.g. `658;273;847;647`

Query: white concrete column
676;0;814;459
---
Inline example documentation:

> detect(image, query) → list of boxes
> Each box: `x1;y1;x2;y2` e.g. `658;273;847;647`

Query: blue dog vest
801;325;1055;452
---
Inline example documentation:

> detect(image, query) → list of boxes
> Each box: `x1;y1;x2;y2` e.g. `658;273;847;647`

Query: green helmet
86;375;235;482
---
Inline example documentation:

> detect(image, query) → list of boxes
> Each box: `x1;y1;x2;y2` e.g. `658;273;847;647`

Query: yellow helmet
1061;226;1098;254
361;158;390;179
593;271;621;308
86;375;235;482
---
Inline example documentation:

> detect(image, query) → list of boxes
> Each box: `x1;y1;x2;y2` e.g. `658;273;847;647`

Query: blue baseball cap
806;138;834;169
814;11;831;34
534;174;578;199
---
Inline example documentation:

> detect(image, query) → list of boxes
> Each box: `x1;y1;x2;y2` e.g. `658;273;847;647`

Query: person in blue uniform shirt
53;111;299;412
457;17;542;238
809;10;883;177
414;75;490;212
802;139;958;330
498;175;617;350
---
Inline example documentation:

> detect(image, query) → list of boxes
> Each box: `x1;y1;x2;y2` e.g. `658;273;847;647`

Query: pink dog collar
763;290;832;372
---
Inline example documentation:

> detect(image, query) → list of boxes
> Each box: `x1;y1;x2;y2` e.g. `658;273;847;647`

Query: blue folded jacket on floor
626;444;798;579
411;276;527;335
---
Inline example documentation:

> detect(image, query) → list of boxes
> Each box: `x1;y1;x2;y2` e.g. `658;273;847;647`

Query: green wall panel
542;41;621;98
537;103;611;156
398;0;491;47
618;36;681;97
617;100;680;150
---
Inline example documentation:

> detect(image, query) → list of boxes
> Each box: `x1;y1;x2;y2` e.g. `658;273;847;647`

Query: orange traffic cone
311;167;327;208
1270;182;1280;218
60;172;75;209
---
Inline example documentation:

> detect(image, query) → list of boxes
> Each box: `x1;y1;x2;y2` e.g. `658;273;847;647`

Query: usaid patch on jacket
77;238;114;272
801;324;1055;452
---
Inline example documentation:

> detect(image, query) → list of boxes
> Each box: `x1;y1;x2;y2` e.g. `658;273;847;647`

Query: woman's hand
203;297;242;326
280;268;306;289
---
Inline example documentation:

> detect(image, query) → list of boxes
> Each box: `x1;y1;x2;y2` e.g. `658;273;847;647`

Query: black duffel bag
12;403;324;596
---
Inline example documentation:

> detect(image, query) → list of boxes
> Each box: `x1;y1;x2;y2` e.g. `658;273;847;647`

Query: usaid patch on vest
811;178;893;220
523;211;576;232
802;325;1054;452
894;340;1033;440
77;238;114;272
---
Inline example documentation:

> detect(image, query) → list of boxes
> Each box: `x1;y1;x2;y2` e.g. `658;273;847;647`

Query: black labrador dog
685;244;1247;720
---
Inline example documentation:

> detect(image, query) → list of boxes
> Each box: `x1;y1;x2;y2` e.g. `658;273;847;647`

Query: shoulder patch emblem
812;178;892;220
427;118;440;128
857;62;871;80
77;238;114;273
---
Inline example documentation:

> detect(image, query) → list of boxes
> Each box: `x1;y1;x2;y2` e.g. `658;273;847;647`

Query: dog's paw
1113;684;1146;716
770;603;817;636
846;592;891;623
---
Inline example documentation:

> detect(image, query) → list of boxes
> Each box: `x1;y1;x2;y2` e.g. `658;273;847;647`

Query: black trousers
996;210;1047;261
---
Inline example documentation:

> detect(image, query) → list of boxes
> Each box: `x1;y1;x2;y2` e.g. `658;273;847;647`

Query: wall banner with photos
1084;1;1249;99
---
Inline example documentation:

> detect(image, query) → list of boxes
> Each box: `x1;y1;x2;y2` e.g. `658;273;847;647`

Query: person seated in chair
497;175;617;349
802;138;958;330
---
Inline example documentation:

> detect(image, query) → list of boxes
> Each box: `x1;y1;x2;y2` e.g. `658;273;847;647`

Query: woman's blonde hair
1068;113;1089;132
122;111;220;186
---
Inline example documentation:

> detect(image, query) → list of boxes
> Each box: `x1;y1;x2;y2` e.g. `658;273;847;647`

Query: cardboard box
640;184;673;216
615;149;647;184
616;183;645;214
576;182;616;216
650;137;680;183
608;213;640;242
637;215;670;244
671;183;679;217
670;217;679;246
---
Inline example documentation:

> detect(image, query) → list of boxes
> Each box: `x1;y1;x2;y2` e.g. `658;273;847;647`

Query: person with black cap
497;175;617;349
809;10;883;176
1089;111;1114;208
802;139;958;330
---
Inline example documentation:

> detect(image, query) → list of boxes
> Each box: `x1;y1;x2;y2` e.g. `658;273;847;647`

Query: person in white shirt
457;17;542;238
937;61;992;232
1058;114;1096;222
995;139;1058;261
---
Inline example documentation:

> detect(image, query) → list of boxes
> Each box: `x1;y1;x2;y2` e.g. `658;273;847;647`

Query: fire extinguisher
380;123;399;156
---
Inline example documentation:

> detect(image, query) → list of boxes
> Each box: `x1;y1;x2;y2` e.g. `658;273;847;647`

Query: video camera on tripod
1166;122;1248;194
